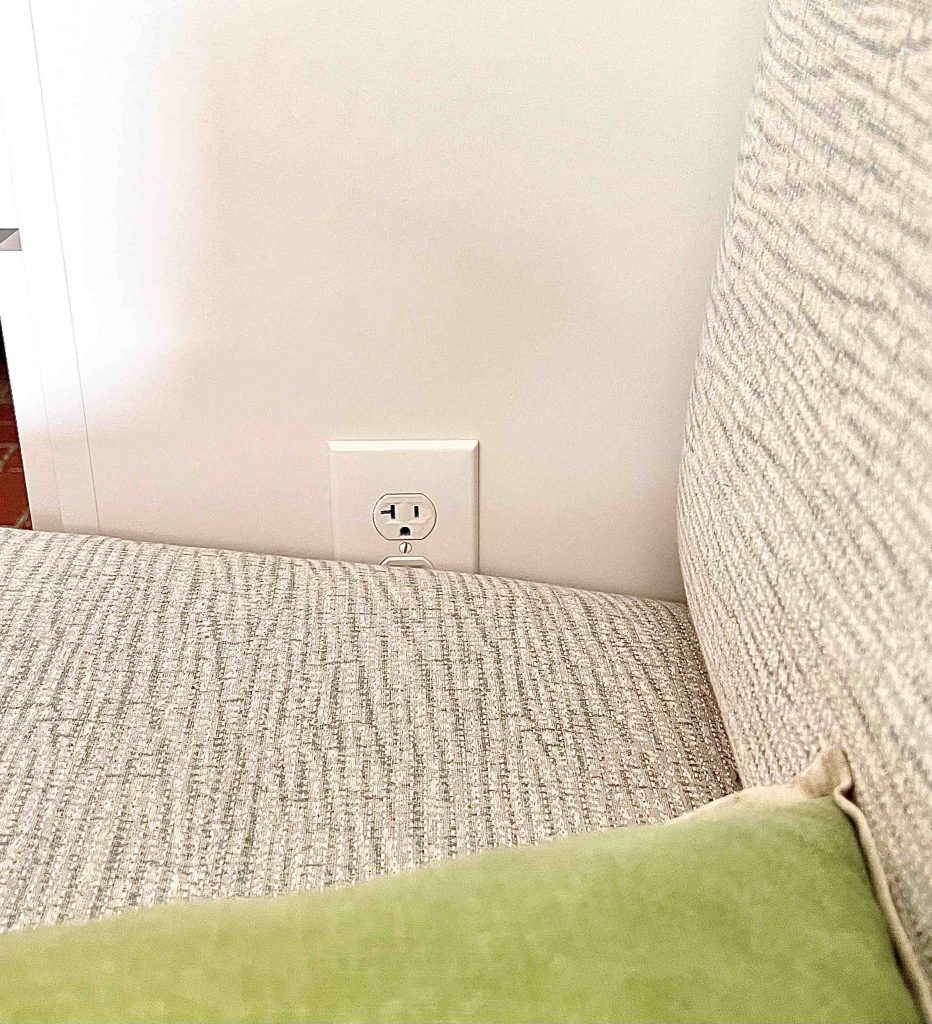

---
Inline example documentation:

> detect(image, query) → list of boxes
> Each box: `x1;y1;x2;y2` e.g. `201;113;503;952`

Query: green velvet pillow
0;798;919;1024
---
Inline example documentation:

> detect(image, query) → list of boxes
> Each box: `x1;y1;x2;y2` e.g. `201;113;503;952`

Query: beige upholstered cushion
0;528;738;931
679;0;932;977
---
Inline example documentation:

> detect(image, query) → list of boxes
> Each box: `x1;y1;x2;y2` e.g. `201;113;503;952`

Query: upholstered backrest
678;0;931;974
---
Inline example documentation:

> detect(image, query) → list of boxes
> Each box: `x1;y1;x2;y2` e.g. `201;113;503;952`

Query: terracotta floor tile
0;362;30;528
0;474;29;525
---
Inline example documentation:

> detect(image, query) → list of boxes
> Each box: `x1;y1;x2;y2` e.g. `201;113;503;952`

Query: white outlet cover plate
328;440;479;573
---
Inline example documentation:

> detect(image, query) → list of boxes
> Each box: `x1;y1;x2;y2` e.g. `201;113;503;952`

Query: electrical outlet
373;493;437;541
328;440;478;573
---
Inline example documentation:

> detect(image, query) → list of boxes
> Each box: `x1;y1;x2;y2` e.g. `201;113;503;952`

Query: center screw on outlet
399;542;413;554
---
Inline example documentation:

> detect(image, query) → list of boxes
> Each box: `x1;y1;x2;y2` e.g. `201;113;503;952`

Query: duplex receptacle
373;493;436;541
328;440;478;573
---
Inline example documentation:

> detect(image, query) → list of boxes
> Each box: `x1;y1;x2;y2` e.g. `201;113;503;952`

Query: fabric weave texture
0;528;738;931
678;0;932;975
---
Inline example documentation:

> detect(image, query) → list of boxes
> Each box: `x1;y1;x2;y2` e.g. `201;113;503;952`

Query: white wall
13;0;766;600
0;125;15;224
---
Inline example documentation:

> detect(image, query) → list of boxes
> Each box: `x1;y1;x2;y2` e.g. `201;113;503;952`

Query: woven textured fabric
0;528;738;931
678;0;932;975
